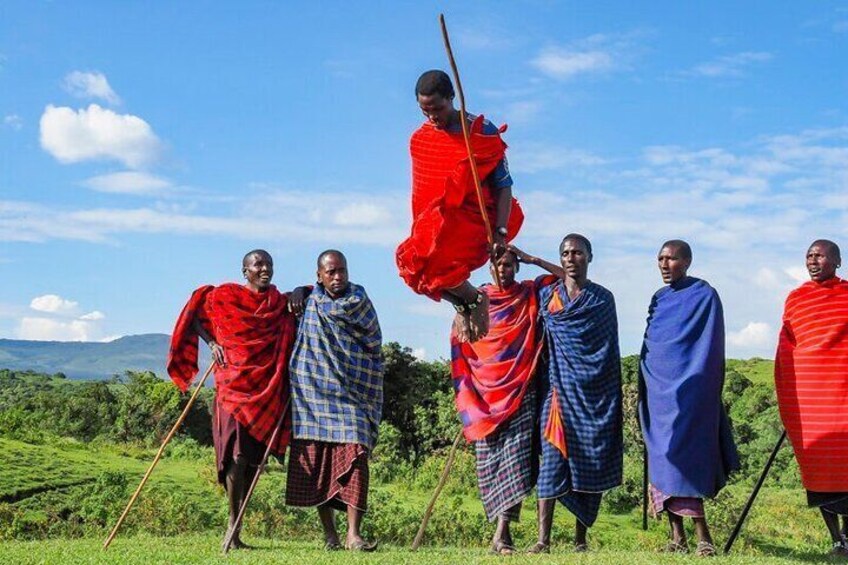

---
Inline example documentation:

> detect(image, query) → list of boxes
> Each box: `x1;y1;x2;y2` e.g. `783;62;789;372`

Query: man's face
318;254;349;298
658;245;691;284
243;252;273;291
560;239;590;281
491;252;518;287
806;243;839;282
417;93;455;129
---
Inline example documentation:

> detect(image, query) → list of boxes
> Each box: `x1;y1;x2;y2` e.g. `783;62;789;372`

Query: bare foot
452;312;472;342
467;294;490;342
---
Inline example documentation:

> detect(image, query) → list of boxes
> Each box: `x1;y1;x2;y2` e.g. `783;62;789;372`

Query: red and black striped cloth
167;283;296;455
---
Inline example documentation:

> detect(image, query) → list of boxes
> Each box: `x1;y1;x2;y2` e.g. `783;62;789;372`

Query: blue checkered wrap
537;279;623;495
290;283;383;450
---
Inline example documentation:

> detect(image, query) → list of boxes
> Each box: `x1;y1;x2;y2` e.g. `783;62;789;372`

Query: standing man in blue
510;235;623;553
285;249;383;552
639;240;739;556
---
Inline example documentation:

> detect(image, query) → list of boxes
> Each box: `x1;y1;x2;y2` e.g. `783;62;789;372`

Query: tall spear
439;13;502;290
103;361;215;550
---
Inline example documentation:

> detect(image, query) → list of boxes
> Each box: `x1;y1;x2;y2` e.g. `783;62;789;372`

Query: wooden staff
411;429;464;550
222;399;290;554
723;429;787;554
103;361;215;550
439;13;502;290
642;444;649;530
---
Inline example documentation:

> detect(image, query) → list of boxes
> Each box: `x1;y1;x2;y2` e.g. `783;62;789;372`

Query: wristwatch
496;226;508;237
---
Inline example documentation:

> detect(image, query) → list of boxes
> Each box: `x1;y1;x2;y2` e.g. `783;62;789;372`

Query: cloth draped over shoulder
290;283;383;451
450;280;543;441
538;276;623;493
639;277;739;499
776;277;848;492
167;283;296;455
395;116;524;301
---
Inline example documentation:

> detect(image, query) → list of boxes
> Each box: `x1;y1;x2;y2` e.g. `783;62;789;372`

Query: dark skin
506;241;591;551
312;251;374;550
805;242;847;552
451;253;519;344
416;91;515;342
190;250;310;550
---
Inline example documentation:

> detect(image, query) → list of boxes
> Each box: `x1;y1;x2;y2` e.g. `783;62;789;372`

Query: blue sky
1;1;846;361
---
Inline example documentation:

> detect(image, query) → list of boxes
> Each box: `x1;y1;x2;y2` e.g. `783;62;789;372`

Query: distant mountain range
0;334;210;380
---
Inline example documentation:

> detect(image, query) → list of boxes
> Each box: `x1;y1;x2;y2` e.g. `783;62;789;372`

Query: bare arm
491;185;512;257
508;244;566;280
193;316;225;366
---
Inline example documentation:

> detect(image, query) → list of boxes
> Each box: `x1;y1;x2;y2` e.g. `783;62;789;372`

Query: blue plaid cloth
536;278;623;509
474;387;538;522
290;283;383;450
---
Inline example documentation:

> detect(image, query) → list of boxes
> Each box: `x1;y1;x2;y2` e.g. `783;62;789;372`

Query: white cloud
62;71;121;105
30;294;79;314
39;104;162;168
80;310;105;321
688;51;773;78
81;171;173;195
509;144;607;174
333;203;393;227
17;317;93;341
411;348;427;360
4;114;22;130
531;32;642;80
727;322;774;349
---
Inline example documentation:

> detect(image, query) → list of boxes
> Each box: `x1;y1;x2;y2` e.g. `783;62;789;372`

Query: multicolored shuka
536;276;623;527
776;277;848;493
289;283;383;450
450;280;544;441
639;277;739;514
451;279;544;521
167;283;296;455
395;115;524;301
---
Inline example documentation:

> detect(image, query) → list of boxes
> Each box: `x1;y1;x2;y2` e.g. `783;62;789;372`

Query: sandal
490;541;517;555
324;541;342;551
346;539;378;552
525;542;550;554
573;542;589;553
660;541;688;554
831;541;848;557
695;541;716;557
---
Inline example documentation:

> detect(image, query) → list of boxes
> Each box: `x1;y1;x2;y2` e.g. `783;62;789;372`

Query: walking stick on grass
103;361;215;550
642;444;649;530
411;429;464;550
723;429;787;554
222;398;291;554
439;13;502;290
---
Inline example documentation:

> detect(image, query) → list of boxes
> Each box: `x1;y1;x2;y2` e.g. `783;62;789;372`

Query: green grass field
0;534;833;565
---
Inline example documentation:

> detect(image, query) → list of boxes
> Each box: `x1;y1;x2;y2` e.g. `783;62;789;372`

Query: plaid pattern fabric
285;440;369;511
474;387;538;522
537;383;604;527
290;283;383;450
537;278;623;493
649;484;705;518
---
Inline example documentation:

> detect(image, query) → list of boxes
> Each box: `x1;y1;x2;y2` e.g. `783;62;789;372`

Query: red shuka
167;283;296;455
775;277;848;491
450;280;542;441
395;116;524;300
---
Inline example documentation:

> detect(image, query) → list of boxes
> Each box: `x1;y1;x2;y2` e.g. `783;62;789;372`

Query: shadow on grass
735;539;833;563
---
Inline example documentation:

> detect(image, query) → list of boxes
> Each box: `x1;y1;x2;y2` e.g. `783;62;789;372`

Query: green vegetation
0;347;834;562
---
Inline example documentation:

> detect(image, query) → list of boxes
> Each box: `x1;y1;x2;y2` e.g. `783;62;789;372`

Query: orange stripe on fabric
544;388;568;458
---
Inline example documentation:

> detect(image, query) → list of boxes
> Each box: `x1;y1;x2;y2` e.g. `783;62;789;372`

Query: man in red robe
396;69;524;343
776;239;848;556
449;251;545;554
167;249;304;550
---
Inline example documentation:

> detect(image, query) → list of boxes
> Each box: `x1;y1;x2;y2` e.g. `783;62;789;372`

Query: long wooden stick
723;430;787;554
642;444;649;530
222;399;290;554
103;361;215;550
439;13;502;290
411;429;464;550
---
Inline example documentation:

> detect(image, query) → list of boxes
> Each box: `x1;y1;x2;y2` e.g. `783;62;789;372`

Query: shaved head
317;249;346;268
243;249;272;268
415;70;454;99
810;239;841;263
660;239;692;261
